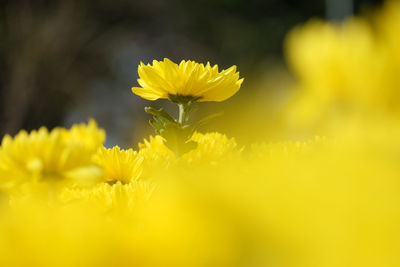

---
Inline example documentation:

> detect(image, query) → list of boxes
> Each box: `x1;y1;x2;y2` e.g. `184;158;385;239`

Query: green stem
178;104;185;124
178;102;193;124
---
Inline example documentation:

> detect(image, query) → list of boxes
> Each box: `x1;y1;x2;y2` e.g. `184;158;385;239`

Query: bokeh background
0;0;381;147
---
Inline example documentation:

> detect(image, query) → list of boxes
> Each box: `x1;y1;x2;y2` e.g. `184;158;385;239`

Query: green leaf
194;112;224;129
144;107;176;124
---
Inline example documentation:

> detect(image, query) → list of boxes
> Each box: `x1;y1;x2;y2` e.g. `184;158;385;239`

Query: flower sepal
168;94;201;104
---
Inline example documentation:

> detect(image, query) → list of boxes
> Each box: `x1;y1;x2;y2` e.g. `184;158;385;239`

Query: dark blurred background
0;0;381;147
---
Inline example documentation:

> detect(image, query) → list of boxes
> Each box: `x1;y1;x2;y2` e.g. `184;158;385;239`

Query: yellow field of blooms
1;1;400;266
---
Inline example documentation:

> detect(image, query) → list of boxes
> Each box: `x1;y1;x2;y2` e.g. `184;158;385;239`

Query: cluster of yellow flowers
285;0;400;129
1;2;400;266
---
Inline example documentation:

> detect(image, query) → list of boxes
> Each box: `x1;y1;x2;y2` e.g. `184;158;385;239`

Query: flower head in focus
132;58;244;103
93;146;144;184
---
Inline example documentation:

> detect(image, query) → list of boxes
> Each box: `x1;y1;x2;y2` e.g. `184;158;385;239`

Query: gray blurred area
0;0;381;147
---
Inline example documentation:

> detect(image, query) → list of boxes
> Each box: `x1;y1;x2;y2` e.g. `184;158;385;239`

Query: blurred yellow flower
376;0;400;104
284;1;400;128
138;135;176;175
138;132;240;167
182;132;241;164
132;58;244;102
93;146;143;184
59;180;154;211
285;18;383;106
0;120;104;191
63;119;106;152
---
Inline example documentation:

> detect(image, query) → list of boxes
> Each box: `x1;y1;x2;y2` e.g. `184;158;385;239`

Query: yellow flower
63;119;106;153
283;12;400;127
182;132;241;164
0;120;105;190
132;58;244;102
93;146;143;184
250;136;325;159
59;180;154;211
138;135;176;176
138;133;241;167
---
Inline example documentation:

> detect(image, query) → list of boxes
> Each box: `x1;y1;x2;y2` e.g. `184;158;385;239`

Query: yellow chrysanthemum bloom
138;136;176;177
63;119;106;152
283;9;400;128
59;180;154;211
250;136;325;159
132;58;244;102
60;146;148;211
138;132;240;167
285;18;384;106
93;146;143;184
0;120;105;191
182;132;241;164
139;136;175;160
